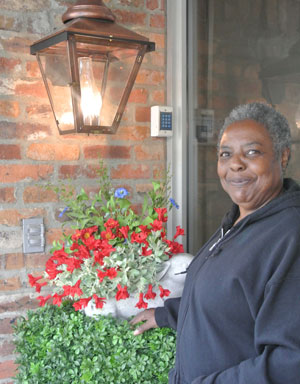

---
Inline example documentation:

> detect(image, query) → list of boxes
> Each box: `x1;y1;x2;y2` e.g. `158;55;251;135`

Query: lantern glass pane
76;39;139;127
38;43;74;133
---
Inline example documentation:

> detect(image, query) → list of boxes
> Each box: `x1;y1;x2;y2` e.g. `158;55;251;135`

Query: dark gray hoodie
155;178;300;384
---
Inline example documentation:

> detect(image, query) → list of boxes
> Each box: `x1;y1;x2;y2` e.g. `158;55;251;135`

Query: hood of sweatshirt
221;178;300;234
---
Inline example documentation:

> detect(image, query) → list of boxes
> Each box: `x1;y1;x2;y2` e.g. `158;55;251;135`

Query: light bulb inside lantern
79;57;102;125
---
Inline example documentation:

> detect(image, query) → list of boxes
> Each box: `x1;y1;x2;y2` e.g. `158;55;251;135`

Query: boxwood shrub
13;302;176;383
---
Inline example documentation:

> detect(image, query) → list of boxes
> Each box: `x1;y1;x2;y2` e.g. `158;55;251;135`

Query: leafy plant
13;302;176;383
29;161;184;312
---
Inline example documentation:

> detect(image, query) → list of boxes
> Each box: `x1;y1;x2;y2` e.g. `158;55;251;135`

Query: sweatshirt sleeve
191;275;300;384
154;297;181;330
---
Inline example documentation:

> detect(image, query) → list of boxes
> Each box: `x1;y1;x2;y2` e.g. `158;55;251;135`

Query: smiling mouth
227;178;252;186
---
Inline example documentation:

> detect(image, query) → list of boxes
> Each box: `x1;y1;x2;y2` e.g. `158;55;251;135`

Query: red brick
110;125;150;141
27;143;80;161
0;340;15;356
0;57;21;74
153;163;166;179
151;51;165;67
0;188;15;203
136;69;165;85
111;164;150;179
5;253;24;270
46;228;73;245
26;60;40;77
136;183;153;193
161;0;165;11
0;164;53;183
25;253;50;269
23;186;57;203
113;10;146;26
0;36;32;54
82;164;101;179
26;103;52;117
119;0;144;6
0;0;50;11
149;33;165;49
150;14;165;28
0;208;45;226
0;359;17;379
15;81;48;98
59;165;81;179
147;0;159;10
135;141;165;160
84;145;131;159
135;106;150;122
0;121;51;140
151;89;165;103
0;100;20;118
0;144;21;160
0;277;21;292
0;296;39;314
0;15;17;31
128;88;148;104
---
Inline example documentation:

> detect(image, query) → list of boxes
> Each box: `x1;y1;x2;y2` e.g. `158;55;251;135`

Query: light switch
23;217;45;253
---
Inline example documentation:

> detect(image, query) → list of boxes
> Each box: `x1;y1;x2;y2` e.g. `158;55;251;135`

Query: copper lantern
30;0;155;134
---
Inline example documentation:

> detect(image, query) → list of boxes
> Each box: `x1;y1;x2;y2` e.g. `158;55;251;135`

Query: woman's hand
130;308;158;335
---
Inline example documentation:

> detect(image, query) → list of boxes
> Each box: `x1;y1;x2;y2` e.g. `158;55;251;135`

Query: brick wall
0;0;167;382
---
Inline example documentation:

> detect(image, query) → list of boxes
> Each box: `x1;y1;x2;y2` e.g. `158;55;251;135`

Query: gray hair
217;102;291;159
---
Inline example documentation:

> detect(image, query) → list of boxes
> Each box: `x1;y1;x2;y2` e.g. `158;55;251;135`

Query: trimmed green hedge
13;302;176;383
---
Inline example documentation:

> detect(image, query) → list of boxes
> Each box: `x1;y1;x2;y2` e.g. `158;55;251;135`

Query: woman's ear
281;148;290;171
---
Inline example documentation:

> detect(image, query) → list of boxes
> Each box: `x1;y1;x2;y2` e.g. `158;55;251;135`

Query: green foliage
46;159;172;231
13;302;176;384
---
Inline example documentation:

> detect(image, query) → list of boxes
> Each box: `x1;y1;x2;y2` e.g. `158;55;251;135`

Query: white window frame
166;0;188;251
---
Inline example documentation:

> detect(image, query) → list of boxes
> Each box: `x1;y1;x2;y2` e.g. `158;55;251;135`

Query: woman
131;102;300;383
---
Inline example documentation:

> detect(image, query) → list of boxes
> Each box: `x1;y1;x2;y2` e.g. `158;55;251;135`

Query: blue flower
59;206;69;218
114;188;129;199
169;198;179;209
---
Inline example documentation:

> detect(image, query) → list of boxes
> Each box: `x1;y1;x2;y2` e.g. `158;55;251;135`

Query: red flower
28;274;43;286
150;219;163;231
63;280;83;297
139;225;151;235
97;269;107;282
74;244;90;259
28;274;47;293
159;285;170;298
104;218;119;229
135;293;148;309
165;239;184;254
65;257;83;273
52;293;64;307
154;207;168;222
36;294;52;307
141;246;152;256
101;228;116;241
93;294;106;309
115;284;129;301
119;225;130;239
131;232;148;244
45;268;63;280
106;268;118;279
145;284;156;300
73;297;92;311
174;225;185;240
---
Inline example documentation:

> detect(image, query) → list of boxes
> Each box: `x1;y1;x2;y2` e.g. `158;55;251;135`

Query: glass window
187;0;300;253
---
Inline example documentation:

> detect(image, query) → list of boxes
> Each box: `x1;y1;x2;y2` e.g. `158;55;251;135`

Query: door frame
166;0;188;251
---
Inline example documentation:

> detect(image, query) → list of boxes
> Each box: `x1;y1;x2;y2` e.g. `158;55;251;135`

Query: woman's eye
247;149;260;156
219;151;230;158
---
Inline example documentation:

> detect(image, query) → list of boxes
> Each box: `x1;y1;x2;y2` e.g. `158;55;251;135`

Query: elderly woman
131;102;300;384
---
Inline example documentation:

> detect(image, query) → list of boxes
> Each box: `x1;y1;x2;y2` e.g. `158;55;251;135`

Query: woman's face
217;119;289;218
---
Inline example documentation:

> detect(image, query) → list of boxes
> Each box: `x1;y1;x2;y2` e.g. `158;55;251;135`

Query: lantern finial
62;0;115;24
